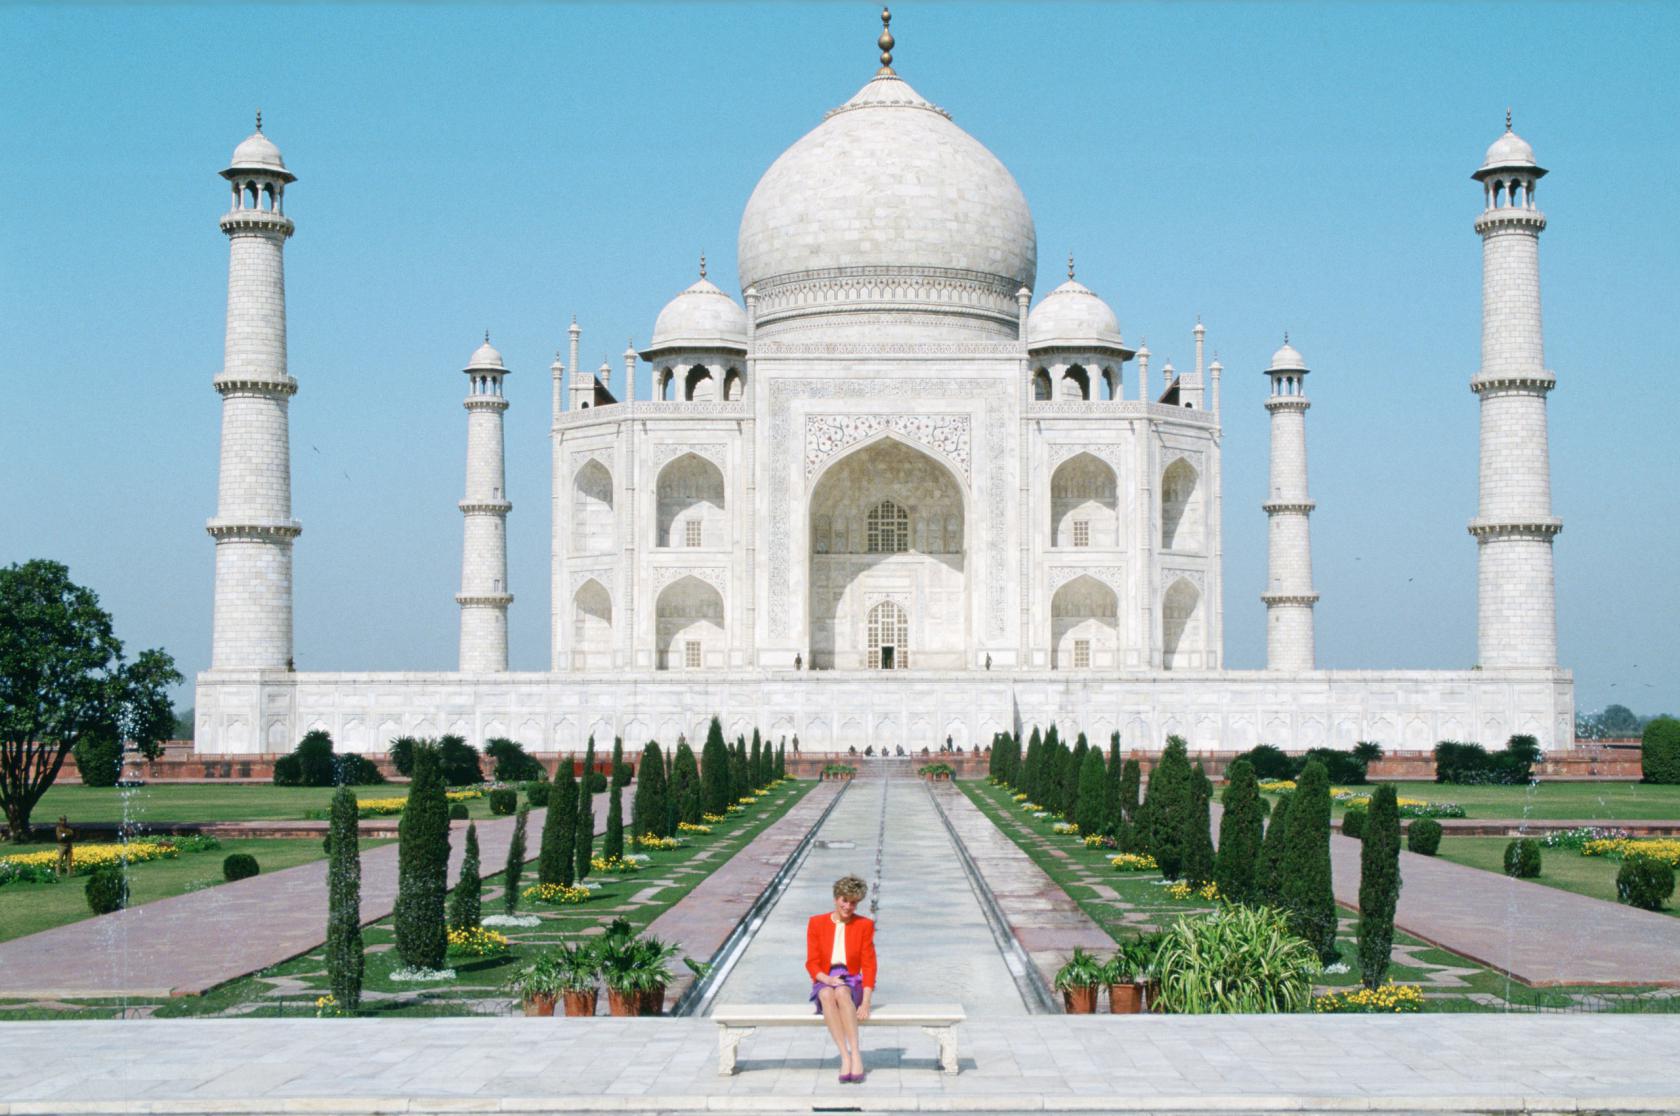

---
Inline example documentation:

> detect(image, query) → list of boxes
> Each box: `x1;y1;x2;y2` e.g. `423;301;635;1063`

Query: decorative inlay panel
1047;565;1126;593
804;414;971;481
649;565;728;594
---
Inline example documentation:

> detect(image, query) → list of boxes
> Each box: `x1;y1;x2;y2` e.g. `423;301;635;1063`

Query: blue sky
2;2;1676;719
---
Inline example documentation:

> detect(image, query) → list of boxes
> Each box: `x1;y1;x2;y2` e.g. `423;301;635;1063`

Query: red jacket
806;913;877;989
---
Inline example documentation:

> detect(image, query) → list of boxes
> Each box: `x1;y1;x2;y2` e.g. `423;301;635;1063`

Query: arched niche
1162;577;1202;670
572;460;614;554
1050;452;1119;548
685;365;716;402
807;436;967;671
1052;575;1118;670
572;578;613;669
655;453;725;548
723;367;744;401
655;575;723;670
1032;368;1052;401
1161;457;1202;552
1058;364;1091;401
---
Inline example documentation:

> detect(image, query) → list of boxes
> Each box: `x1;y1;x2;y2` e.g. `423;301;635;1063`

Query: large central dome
737;71;1037;338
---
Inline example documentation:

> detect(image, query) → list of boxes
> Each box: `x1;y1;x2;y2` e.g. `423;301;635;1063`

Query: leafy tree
326;784;363;1011
485;737;545;783
1600;704;1644;736
750;729;763;788
1181;764;1216;886
435;734;483;785
1068;732;1089;817
701;718;731;815
1022;726;1043;798
675;740;703;824
1142;736;1193;879
448;821;483;931
633;741;668;838
1358;784;1402;988
1280;759;1337;964
72;733;125;788
1214;758;1264;904
502;806;529;915
540;764;577;887
1074;746;1107;836
604;737;627;860
1641;716;1680;785
0;560;179;841
731;736;749;802
296;729;336;787
389;736;418;777
575;737;598;880
1256;790;1293;907
1100;734;1122;834
1119;757;1142;823
394;743;450;970
776;740;786;780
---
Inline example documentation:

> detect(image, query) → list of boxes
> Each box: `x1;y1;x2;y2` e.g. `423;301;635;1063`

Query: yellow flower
634;834;680;850
591;855;642;874
701;813;728;824
1051;822;1080;835
1;840;178;875
1314;983;1423;1013
1109;853;1158;872
446;927;510;956
678;821;712;834
1582;838;1680;867
522;882;590;904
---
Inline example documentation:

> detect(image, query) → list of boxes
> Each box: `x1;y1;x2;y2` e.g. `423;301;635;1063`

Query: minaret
1262;337;1318;671
209;114;300;671
1470;113;1560;669
457;335;513;672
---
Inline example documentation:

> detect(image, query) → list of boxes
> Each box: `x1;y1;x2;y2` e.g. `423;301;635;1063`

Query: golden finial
255;109;263;132
878;7;895;74
484;329;490;343
1505;107;1513;132
1067;251;1075;280
699;251;707;279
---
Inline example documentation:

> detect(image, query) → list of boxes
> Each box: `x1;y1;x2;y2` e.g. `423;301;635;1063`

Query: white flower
390;966;457;982
1320;962;1350;975
482;914;541;928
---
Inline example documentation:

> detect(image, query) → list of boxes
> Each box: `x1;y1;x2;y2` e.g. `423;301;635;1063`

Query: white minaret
457;335;513;672
1470;114;1559;669
209;115;300;671
1262;337;1317;671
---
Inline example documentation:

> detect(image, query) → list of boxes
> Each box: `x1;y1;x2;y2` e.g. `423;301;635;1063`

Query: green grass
1273;781;1680;821
0;779;814;1020
0;838;387;943
24;782;509;826
1434;835;1679;917
960;778;1680;1013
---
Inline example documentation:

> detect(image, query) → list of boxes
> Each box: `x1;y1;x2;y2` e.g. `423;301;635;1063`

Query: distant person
55;816;74;877
807;874;876;1083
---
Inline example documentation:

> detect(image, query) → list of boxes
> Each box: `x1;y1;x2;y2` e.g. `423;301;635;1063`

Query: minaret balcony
218;210;294;237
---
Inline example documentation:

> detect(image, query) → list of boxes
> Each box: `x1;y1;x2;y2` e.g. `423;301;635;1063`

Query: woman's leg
816;987;850;1069
832;991;863;1074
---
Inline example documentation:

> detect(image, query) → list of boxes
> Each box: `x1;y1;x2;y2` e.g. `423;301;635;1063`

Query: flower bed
1258;779;1297;793
677;821;712;834
522;882;591;905
1165;880;1221;902
1051;822;1080;836
1;840;179;877
1110;853;1158;872
1543;825;1630;849
447;927;510;957
701;813;728;824
1582;838;1680;867
591;855;642;874
1313;982;1424;1013
1332;789;1465;818
633;834;680;850
356;789;483;818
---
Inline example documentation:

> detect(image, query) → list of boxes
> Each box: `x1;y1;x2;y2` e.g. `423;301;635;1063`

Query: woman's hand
858;992;872;1021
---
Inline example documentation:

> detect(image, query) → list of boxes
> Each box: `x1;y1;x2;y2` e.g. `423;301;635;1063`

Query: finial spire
255;109;263;132
484;329;490;344
1067;251;1075;280
1284;330;1290;344
877;7;895;74
699;251;707;279
1505;107;1513;132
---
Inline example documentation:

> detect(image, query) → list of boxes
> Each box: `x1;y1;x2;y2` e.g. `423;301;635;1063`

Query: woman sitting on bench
806;874;877;1084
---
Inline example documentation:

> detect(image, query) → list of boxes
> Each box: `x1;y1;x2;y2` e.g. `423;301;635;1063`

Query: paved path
0;796;611;1000
2;1015;1679;1113
710;776;1029;1015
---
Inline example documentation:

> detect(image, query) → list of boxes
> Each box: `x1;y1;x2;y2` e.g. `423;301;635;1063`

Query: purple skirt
810;966;864;1014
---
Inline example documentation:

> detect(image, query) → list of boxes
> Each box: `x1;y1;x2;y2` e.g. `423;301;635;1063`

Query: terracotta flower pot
1108;982;1144;1014
639;984;666;1016
562;989;598;1017
606;989;639;1017
1061;984;1099;1014
522;992;557;1017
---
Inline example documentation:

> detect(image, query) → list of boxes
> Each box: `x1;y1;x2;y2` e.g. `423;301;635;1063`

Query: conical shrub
1358;784;1402;988
394;742;450;970
1142;736;1193;880
540;764;577;887
1182;764;1216;886
449;822;482;932
1074;746;1108;836
1214;758;1264;905
1257;791;1292;907
502;806;529;915
634;742;669;839
701;718;731;815
1280;759;1338;963
325;784;363;1011
575;737;597;880
603;737;626;861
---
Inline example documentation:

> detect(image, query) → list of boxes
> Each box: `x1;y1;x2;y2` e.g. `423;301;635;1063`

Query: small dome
224;125;295;182
1027;279;1124;349
466;339;505;371
647;277;748;351
1268;341;1307;373
1475;118;1545;180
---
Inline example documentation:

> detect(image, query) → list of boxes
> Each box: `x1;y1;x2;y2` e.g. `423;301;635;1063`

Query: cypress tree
1181;763;1216;886
1214;758;1264;905
1256;790;1293;907
777;741;786;780
750;729;764;787
1101;733;1122;835
502;806;529;915
1358;784;1402;988
1044;726;1063;807
702;718;730;815
539;763;577;887
1280;759;1338;963
1141;736;1192;880
575;737;598;880
1119;757;1142;823
1074;746;1108;836
395;742;450;970
664;743;680;834
1023;726;1043;799
448;822;482;931
325;784;363;1011
604;737;627;861
634;741;669;838
676;740;704;823
1068;733;1089;817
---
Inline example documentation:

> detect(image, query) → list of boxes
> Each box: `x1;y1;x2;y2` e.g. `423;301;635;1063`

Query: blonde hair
833;874;868;901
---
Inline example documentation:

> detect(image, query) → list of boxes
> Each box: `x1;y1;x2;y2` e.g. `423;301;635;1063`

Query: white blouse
830;916;849;968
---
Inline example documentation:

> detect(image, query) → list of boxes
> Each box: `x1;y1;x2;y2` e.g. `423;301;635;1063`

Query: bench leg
922;1025;959;1075
717;1025;754;1076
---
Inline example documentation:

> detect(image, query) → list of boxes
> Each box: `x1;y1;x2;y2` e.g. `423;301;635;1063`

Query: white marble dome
1480;128;1537;171
226;129;293;180
737;73;1037;294
648;277;748;351
466;339;505;370
1027;279;1123;349
1268;340;1307;372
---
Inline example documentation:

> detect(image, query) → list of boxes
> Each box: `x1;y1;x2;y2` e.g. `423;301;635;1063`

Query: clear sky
2;2;1675;720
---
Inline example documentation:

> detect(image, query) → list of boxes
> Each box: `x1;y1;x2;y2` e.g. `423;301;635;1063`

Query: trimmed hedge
526;782;551;808
1617;856;1674;911
448;802;469;820
72;735;125;788
85;865;128;914
1503;838;1542;879
1434;736;1540;785
488;788;518;816
223;853;260;881
1407;817;1442;856
1342;807;1367;839
1642;716;1680;785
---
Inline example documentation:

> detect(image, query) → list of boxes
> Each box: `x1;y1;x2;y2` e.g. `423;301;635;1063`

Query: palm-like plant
1153;906;1318;1014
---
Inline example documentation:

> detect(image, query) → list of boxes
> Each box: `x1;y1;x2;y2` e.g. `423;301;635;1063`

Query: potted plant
1054;946;1104;1014
633;934;680;1015
556;941;601;1017
504;949;568;1017
1102;936;1156;1014
598;921;681;1016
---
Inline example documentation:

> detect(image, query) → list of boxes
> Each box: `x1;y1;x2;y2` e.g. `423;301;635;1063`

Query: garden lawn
961;778;1680;1013
1328;781;1680;821
0;838;386;944
1434;836;1680;918
25;782;506;826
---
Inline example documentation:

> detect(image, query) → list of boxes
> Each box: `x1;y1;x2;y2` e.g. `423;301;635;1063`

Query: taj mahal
193;14;1573;756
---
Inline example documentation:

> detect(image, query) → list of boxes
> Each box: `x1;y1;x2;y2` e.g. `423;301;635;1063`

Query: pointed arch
655;453;725;548
1032;368;1052;401
684;365;715;401
1162;577;1202;670
573;459;614;554
654;575;723;670
1161;457;1202;551
1051;452;1119;548
572;578;613;669
867;600;909;670
723;367;744;401
1052;575;1118;669
1058;364;1091;401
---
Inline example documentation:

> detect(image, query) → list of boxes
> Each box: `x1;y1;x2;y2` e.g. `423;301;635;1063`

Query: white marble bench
711;1002;966;1075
